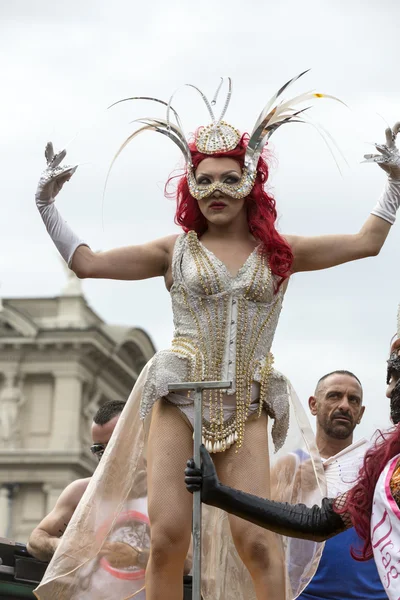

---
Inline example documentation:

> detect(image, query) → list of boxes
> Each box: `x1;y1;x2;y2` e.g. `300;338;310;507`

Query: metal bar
192;385;202;600
168;380;231;600
0;565;14;575
168;381;231;392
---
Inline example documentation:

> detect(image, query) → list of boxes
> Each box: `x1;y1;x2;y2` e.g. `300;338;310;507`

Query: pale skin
65;156;391;600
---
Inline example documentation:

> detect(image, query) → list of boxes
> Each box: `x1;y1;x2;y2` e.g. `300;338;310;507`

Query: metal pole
192;385;203;600
168;381;231;600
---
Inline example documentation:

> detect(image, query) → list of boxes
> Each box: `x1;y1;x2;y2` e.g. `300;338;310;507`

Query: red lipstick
209;201;226;210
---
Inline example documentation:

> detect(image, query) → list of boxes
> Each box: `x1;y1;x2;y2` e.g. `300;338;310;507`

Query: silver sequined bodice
141;232;285;432
171;231;283;386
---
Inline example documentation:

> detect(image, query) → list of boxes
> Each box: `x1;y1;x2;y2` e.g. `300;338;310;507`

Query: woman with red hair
171;134;293;286
185;332;400;599
33;74;400;600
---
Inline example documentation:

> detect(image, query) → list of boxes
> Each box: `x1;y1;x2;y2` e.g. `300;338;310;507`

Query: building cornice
0;329;140;382
0;450;95;479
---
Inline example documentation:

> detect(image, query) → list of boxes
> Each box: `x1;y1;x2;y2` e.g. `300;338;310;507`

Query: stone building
0;273;155;543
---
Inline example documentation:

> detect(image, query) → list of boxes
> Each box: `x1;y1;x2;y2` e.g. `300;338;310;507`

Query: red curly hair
337;337;400;560
165;135;293;287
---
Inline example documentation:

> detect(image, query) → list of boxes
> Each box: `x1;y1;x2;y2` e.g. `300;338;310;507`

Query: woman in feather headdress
186;320;400;600
33;73;400;600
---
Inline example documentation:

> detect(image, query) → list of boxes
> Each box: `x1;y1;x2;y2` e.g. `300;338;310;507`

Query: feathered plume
245;71;347;171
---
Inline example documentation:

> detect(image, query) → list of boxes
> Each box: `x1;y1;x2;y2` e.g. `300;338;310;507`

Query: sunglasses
90;443;107;460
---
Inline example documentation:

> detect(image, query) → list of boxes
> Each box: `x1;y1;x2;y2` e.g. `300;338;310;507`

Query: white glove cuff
36;200;88;267
371;177;400;225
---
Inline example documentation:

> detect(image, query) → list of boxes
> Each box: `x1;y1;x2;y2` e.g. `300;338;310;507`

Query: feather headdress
108;71;345;200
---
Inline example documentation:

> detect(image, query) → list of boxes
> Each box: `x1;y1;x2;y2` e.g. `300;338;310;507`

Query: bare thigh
213;411;270;498
213;411;282;559
147;399;194;550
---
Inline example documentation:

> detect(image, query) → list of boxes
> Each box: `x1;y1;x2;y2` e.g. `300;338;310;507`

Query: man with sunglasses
27;400;126;563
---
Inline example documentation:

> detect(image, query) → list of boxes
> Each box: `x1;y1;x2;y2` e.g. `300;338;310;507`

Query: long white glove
35;143;88;266
364;122;400;225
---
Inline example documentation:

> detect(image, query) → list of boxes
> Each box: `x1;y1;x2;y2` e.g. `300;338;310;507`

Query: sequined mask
186;165;257;200
108;71;344;198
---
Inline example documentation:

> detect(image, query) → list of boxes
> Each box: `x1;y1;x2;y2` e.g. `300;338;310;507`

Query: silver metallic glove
35;143;88;266
364;123;400;225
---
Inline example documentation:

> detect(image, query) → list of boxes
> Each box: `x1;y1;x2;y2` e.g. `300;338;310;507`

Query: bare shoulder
148;233;180;265
31;477;91;536
272;453;298;473
57;477;91;508
162;233;181;256
282;233;296;249
162;233;183;287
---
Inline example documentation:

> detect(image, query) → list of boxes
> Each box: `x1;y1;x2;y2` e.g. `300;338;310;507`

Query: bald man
297;370;385;600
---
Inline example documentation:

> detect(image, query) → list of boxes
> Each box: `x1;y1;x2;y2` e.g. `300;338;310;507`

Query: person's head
386;338;400;423
90;400;125;461
112;75;341;289
309;370;364;441
168;136;293;288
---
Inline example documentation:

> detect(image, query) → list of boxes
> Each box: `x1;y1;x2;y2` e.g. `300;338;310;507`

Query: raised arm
287;123;400;274
185;446;349;543
287;215;390;273
26;479;88;561
35;143;178;282
70;237;177;280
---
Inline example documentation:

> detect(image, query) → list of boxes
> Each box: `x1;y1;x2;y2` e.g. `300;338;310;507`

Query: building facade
0;273;155;542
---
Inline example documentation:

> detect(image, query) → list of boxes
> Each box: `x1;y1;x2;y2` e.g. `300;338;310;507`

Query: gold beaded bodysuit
141;231;289;452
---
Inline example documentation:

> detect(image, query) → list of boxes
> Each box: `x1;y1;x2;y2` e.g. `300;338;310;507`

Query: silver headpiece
108;71;344;200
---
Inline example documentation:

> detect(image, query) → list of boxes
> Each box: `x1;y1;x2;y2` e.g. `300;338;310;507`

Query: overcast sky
1;0;399;441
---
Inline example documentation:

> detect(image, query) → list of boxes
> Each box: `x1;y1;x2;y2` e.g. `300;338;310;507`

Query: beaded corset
141;231;286;451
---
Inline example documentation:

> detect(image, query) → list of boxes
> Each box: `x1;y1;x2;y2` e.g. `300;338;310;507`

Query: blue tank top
298;528;386;599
